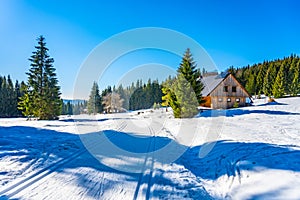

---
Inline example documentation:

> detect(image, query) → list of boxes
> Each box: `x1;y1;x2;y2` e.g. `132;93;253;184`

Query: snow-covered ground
1;97;300;199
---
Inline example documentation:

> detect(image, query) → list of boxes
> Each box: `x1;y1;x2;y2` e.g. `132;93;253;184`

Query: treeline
87;79;163;114
0;75;26;117
61;100;87;115
87;48;205;118
3;34;299;119
129;79;162;110
0;74;86;118
228;54;300;98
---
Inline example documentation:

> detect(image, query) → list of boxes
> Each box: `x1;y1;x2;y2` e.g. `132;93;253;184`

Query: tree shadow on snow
59;118;109;123
254;101;288;107
0;195;19;200
1;126;300;199
199;108;300;117
0;126;211;199
177;140;300;199
178;140;300;179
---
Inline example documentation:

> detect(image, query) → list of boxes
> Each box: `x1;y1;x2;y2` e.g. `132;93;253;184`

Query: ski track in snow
0;120;128;200
133;126;155;200
0;97;300;199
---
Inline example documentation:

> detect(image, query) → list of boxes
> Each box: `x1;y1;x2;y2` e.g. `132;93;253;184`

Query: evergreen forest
1;35;299;119
228;54;300;98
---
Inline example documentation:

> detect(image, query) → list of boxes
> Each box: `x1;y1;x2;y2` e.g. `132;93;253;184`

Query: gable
210;74;251;98
201;73;251;98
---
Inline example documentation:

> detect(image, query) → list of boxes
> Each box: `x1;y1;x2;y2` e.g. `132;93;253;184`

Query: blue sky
0;0;299;99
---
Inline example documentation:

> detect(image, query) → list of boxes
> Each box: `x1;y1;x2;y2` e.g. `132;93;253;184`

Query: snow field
0;97;300;199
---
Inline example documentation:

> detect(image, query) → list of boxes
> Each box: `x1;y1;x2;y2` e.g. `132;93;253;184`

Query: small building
201;73;252;109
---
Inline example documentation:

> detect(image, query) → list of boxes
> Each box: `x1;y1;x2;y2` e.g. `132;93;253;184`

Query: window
227;98;231;102
218;98;223;102
236;98;240;102
232;86;237;92
224;86;228;92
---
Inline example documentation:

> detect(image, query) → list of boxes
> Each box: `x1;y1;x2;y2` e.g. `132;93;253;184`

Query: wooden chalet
201;73;252;109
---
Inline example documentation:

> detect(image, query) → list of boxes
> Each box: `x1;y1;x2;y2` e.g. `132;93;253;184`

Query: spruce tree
256;64;266;96
6;75;16;116
0;76;8;117
18;85;34;118
87;81;102;114
162;49;203;118
18;36;62;120
0;76;5;117
290;60;300;96
263;63;277;97
281;61;290;94
177;48;204;104
14;80;23;116
272;64;285;98
152;80;163;105
162;82;180;115
129;87;145;110
66;101;73;115
161;76;176;112
245;73;256;95
173;73;198;118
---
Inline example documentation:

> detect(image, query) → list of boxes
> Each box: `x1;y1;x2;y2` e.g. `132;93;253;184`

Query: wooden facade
202;73;252;109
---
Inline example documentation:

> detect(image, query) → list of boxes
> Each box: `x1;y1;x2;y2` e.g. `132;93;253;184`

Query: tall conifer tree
272;64;285;98
18;36;61;120
290;60;300;96
173;73;198;118
245;73;256;95
162;48;204;118
256;64;266;96
87;81;102;114
263;63;277;97
177;48;204;104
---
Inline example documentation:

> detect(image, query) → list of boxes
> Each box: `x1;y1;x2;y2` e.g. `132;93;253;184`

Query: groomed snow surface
1;97;300;200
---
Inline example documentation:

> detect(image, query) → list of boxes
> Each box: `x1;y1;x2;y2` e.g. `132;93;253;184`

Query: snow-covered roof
201;73;227;96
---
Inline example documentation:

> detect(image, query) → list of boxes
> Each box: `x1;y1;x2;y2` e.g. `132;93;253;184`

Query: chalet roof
201;73;228;96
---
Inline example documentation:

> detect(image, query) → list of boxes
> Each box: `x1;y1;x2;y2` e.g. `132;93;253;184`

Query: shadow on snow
199;108;300;117
1;125;300;199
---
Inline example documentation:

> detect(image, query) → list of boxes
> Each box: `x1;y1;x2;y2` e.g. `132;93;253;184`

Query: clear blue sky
1;0;299;99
